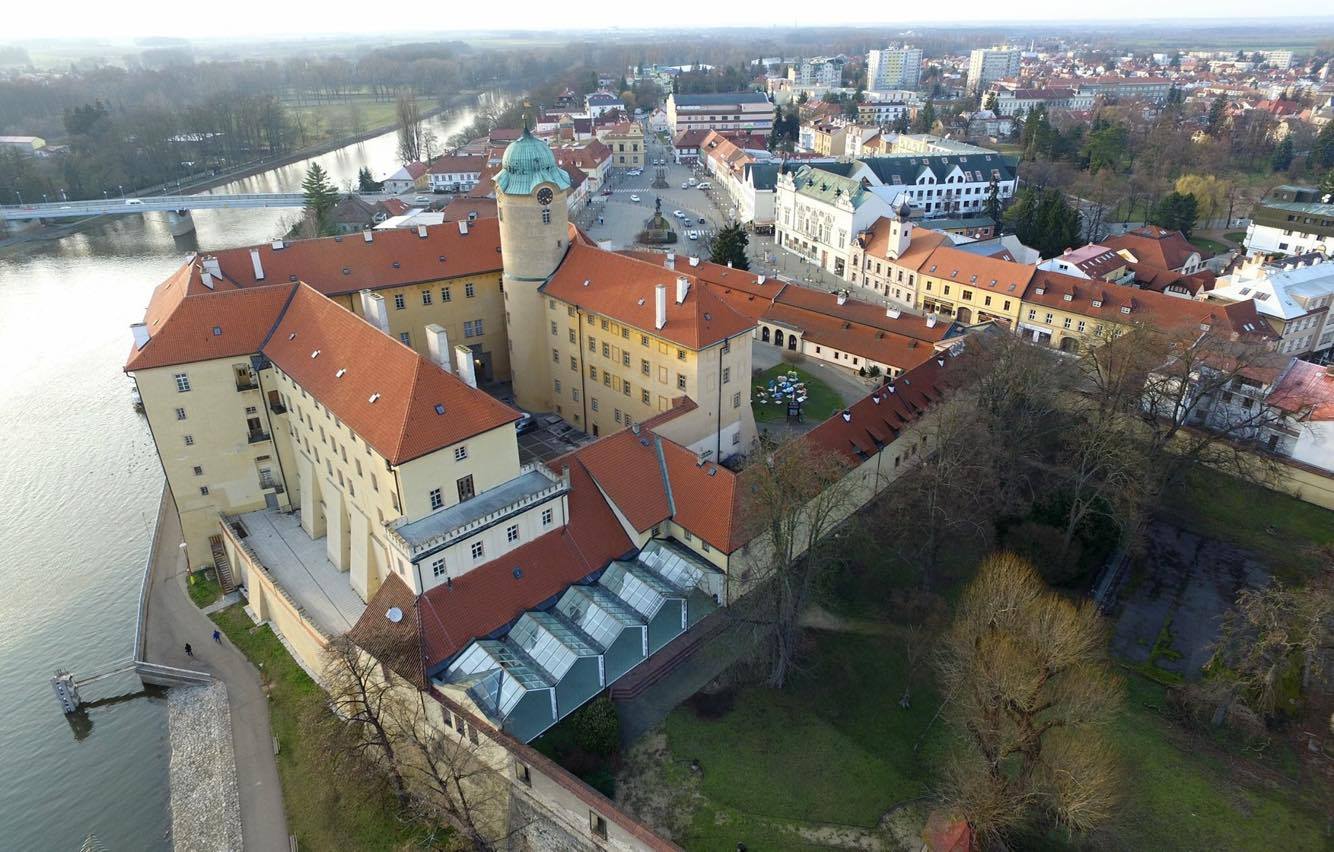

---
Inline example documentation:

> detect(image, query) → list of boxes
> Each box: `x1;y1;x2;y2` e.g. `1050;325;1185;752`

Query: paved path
142;487;289;850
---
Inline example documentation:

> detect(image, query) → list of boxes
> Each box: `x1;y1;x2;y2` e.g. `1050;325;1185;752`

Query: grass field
210;605;437;850
1188;236;1231;256
1223;231;1247;243
751;363;843;424
1158;466;1334;581
187;569;221;608
284;97;430;147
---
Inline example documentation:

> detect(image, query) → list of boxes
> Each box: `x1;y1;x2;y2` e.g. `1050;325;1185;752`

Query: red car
601;189;613;196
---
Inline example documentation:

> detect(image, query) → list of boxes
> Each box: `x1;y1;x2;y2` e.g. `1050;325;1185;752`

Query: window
622;382;630;396
470;540;485;560
421;290;433;305
590;813;608;840
454;446;468;461
600;318;608;331
591;398;600;412
1027;309;1037;320
570;356;578;371
457;474;475;502
588;337;596;352
602;342;610;358
676;348;686;361
1044;313;1053;325
541;209;551;224
193;465;203;476
732;391;741;408
589;365;598;380
431;558;446;578
506;524;519;543
552;348;559;363
199;486;209;496
568;329;576;344
184;435;194;446
399;331;411;345
429;488;443;510
642;388;651;404
174;373;191;393
393;294;406;310
465;282;475;298
622;352;630;367
554;379;562;393
1063;317;1072;329
677;374;687;390
722;366;731;383
641;334;649;346
541;507;553;526
550;321;558;335
641;358;650;375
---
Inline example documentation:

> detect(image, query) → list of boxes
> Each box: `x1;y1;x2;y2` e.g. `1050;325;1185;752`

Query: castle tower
887;196;913;259
495;129;571;413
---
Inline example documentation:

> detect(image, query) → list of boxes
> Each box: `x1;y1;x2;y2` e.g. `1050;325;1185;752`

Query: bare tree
1051;405;1152;566
396;92;424;164
737;437;860;688
936;553;1123;841
320;634;411;806
1209;559;1334;717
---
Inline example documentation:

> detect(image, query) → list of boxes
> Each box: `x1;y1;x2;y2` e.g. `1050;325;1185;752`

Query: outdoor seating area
752;371;809;412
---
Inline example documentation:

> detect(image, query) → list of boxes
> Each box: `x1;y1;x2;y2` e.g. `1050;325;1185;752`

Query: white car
681;182;688;189
673;210;686;219
124;198;144;206
630;194;641;202
414;195;429;202
687;230;699;240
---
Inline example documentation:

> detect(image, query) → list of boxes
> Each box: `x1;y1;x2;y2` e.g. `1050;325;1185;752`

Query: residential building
0;135;45;155
989;85;1095;116
599;122;645;169
848;207;950;308
666;92;774;134
1207;254;1334;356
967;47;1021;94
912;240;1037;326
1076;77;1175;103
427;155;486;193
1037;244;1130;282
857;100;913;126
584;91;624;119
1244;184;1334;259
383;162;429;194
850;152;1017;217
775;163;901;277
1102;226;1203;275
789;57;845;88
866;47;923;91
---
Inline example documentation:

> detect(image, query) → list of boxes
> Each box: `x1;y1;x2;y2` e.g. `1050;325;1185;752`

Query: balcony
247;430;271;444
269;402;287;415
235;379;259;392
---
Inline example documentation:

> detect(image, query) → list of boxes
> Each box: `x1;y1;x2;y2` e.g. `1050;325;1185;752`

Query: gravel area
168;682;243;852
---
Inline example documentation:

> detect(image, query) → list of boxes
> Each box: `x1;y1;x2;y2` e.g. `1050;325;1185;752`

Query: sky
3;0;1324;41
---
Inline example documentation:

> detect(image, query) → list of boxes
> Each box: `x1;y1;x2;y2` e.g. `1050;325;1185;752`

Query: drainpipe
576;307;589;431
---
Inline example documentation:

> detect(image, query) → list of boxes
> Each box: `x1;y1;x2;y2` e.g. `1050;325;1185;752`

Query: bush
1004;521;1083;586
572;695;620;757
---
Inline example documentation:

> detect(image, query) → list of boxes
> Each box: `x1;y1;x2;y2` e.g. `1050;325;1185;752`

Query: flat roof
392;467;565;553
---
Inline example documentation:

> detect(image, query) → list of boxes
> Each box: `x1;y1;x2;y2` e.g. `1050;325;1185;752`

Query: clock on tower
536;186;554;205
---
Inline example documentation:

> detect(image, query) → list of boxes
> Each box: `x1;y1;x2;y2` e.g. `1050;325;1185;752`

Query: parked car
698;217;707;225
697;182;711;190
688;178;697;186
515;413;536;434
413;195;429;202
630;194;641;202
602;189;613;196
680;182;688;189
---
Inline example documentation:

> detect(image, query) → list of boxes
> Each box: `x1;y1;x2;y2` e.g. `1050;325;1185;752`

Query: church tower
495;129;571;413
887;196;913;260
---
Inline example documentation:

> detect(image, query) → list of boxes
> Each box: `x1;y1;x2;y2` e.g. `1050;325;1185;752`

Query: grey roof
392;468;564;554
745;162;782;191
673;91;771;106
858;153;1015;186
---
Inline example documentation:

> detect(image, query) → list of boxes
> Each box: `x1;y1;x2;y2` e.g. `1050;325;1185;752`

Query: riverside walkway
142;486;289;850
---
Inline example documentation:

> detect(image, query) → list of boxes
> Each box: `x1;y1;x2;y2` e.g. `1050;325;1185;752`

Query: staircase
209;534;236;593
609;610;729;701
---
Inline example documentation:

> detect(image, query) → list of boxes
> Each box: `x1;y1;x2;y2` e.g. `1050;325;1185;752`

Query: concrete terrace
236;509;367;635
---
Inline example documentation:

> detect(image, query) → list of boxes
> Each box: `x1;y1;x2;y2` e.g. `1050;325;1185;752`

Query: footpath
142;487;288;850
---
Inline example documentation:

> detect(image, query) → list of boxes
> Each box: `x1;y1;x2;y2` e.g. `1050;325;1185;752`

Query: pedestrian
213;629;222;644
184;643;193;657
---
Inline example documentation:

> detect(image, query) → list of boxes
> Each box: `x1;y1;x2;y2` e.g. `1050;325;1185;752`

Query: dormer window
1120;305;1132;314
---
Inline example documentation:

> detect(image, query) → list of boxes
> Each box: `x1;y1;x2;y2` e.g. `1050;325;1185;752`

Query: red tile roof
803;356;950;464
1102;226;1200;271
542;243;755;349
263;284;518;464
1269;359;1334;421
413;453;633;668
774;286;953;342
920;243;1038;297
125;269;295;371
576;427;671;532
427;155;486;174
761;301;938;373
201;221;503;296
658;439;744;552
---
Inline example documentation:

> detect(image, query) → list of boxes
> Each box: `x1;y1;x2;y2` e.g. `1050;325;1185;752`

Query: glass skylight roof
556;585;645;648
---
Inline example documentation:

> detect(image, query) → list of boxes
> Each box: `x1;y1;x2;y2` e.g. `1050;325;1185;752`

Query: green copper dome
496;128;571;196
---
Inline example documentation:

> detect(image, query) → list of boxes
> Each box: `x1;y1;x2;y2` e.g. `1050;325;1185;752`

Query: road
142;488;289;850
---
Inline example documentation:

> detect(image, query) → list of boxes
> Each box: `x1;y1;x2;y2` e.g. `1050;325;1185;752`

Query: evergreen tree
911;100;936;134
983;91;998;112
1206;95;1229;137
1003;186;1081;258
1311;120;1334;170
709;221;750;270
356;166;379;193
984;178;1002;225
892;113;910;134
302;162;340;236
1270;137;1294;172
1319;170;1334;202
1148;191;1199;237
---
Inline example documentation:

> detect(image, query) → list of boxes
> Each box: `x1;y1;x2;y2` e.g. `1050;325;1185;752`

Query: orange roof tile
263;284;517;464
576;428;671;532
920;244;1037;296
774;286;953;342
1103;226;1200;271
543;243;755;349
762;302;939;373
803;356;950;464
658;439;744;552
1023;270;1268;336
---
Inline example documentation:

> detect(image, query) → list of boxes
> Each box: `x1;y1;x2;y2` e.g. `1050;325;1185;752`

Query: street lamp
103;190;108;200
118;184;125;200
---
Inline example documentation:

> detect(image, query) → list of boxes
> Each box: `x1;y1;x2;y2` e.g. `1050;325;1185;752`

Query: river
0;102;487;850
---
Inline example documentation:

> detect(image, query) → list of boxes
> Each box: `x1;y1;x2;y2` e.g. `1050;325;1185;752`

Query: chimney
202;256;221;278
271;240;284;251
675;275;690;304
417;225;428;238
363;229;373;243
886;306;901;319
926;315;938;328
424;323;453;373
453;344;478;388
458;220;469;235
655;284;668;330
757;274;766;285
688;256;700;267
200;270;214;290
359;289;389;333
130;322;150;350
665;251;675;270
249;248;264;280
836;291;848;305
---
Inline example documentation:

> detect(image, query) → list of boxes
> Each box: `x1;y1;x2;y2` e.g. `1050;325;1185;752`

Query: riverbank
0;88;495;252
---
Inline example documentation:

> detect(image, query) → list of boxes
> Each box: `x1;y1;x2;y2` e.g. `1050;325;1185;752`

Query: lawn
284;97;429;147
662;631;946;848
1157;466;1334;581
751;363;844;424
210;605;436;851
1104;672;1327;851
1223;231;1247;243
1188;235;1231;256
187;569;221;608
